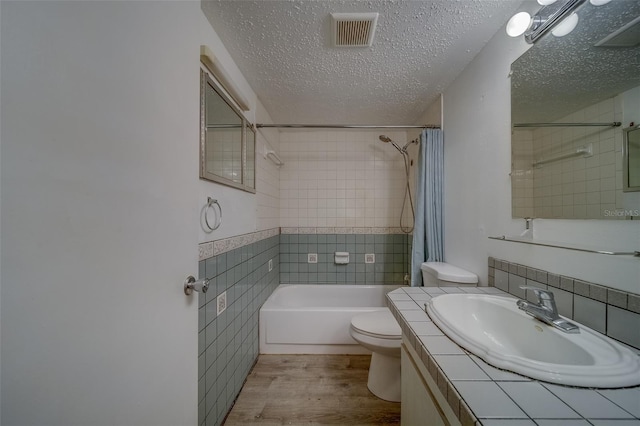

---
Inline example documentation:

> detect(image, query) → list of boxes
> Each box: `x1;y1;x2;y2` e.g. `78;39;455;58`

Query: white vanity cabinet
401;339;461;426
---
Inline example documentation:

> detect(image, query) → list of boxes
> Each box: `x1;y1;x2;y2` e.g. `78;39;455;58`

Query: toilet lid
351;309;401;338
421;262;478;284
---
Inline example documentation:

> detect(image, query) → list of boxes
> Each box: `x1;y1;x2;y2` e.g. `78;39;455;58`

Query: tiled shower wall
280;231;410;284
197;233;279;426
279;130;414;228
489;257;640;349
255;126;280;230
512;86;639;219
511;129;534;218
532;94;622;219
277;130;418;284
207;129;242;183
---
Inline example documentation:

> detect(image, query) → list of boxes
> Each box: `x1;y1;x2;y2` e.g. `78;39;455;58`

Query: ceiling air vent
595;15;640;47
331;13;379;47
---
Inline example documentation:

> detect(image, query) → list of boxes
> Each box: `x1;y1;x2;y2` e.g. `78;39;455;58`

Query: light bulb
506;12;532;37
537;0;557;5
552;12;579;37
590;0;612;5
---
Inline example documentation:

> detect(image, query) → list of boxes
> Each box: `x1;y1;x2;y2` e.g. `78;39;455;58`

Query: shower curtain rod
514;122;621;128
255;124;440;129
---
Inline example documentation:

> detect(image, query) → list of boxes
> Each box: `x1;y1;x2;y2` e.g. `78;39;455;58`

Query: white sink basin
425;293;640;388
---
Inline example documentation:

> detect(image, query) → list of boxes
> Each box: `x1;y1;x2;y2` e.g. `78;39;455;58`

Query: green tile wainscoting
279;233;411;285
196;230;413;426
197;235;280;426
489;257;640;350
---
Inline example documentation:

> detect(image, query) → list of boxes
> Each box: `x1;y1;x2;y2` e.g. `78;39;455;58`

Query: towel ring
204;197;222;231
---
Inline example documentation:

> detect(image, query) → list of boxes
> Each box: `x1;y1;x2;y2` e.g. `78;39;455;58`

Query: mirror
200;69;256;193
624;126;640;192
510;1;640;219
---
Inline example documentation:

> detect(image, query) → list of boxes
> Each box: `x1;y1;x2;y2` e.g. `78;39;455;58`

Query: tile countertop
387;286;640;426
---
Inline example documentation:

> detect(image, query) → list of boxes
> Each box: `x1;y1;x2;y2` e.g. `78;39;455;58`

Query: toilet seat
351;310;401;339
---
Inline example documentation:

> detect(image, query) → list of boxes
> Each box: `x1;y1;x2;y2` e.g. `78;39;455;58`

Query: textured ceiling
201;0;523;125
511;0;640;124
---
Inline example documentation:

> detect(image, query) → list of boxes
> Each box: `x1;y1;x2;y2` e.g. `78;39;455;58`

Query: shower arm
401;138;419;153
379;135;420;154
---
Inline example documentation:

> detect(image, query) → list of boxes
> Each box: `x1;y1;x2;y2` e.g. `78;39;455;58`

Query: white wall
442;10;640;294
408;95;443;143
196;7;281;243
0;1;265;424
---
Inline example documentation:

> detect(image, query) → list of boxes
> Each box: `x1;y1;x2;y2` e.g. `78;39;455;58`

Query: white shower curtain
411;129;444;286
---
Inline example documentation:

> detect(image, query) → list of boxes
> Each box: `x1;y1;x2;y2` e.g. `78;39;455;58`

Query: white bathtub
259;284;402;354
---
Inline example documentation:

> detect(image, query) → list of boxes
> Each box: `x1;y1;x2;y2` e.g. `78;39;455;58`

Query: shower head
378;135;403;153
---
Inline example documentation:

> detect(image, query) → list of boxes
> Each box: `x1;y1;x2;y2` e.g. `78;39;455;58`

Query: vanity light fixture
507;0;614;42
551;12;580;37
506;12;533;37
506;0;588;43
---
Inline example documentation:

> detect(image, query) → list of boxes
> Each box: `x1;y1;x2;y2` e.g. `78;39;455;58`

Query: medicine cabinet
200;69;255;193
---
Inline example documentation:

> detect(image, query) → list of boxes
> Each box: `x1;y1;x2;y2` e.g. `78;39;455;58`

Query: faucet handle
520;286;554;300
519;286;557;313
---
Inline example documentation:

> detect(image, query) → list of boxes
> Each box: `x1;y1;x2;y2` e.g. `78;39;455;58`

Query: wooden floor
224;355;401;425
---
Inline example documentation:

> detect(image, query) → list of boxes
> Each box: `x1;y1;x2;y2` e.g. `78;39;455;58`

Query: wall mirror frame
623;125;640;193
200;69;256;193
510;0;640;220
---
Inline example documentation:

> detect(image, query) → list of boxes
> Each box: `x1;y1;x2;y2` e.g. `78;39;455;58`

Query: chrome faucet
517;286;579;333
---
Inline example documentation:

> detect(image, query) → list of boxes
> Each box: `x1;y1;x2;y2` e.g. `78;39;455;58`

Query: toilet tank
420;262;478;287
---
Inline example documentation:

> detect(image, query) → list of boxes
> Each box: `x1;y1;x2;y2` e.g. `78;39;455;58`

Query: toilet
349;308;402;402
350;262;478;402
421;261;478;287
